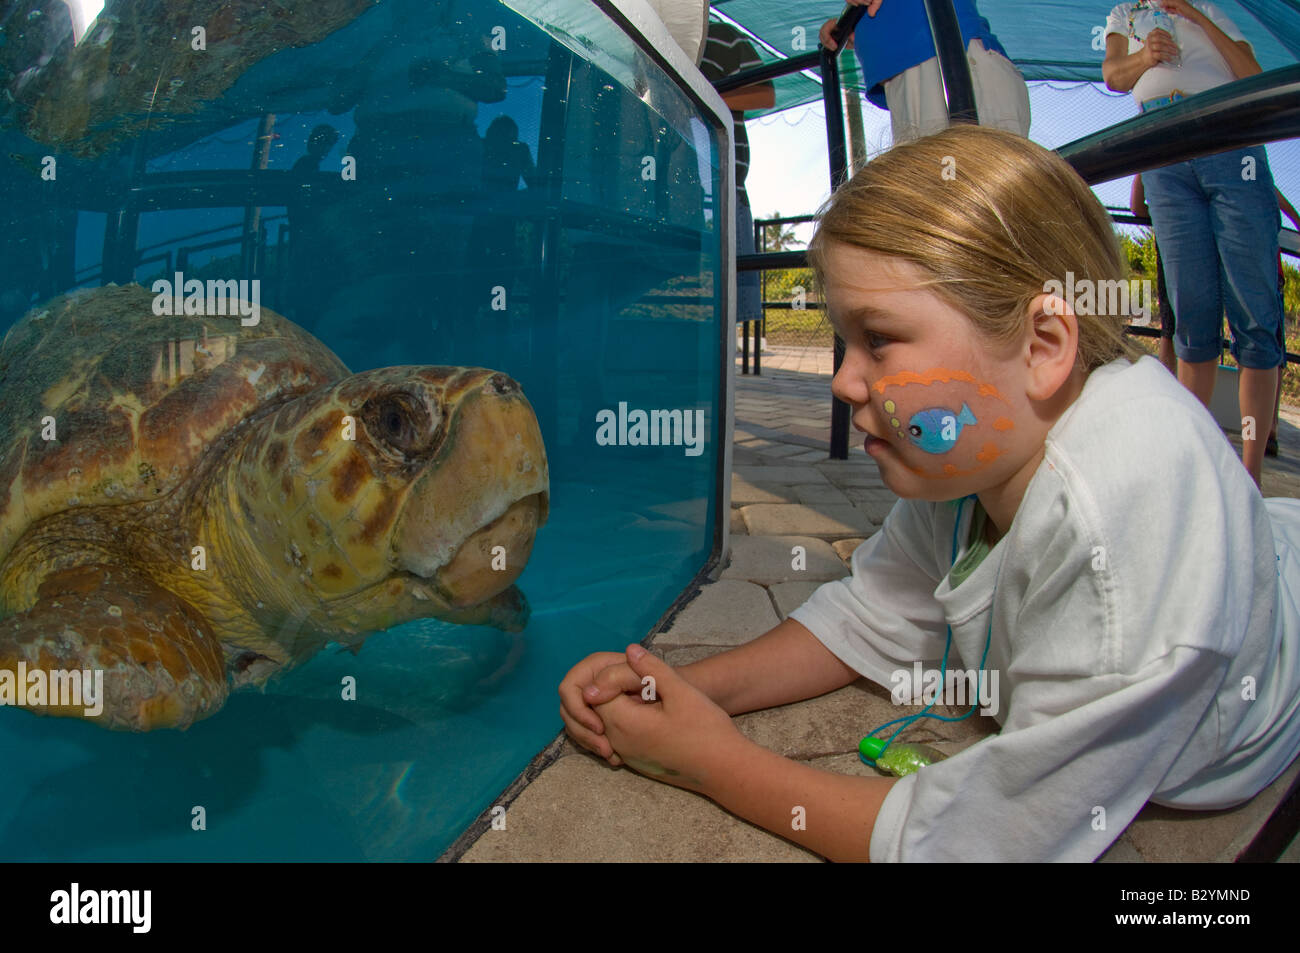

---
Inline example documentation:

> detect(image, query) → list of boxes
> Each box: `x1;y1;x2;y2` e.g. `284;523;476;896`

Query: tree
761;210;800;252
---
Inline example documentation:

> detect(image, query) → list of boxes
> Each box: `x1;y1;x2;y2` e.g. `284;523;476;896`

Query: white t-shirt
789;355;1300;861
1105;2;1251;104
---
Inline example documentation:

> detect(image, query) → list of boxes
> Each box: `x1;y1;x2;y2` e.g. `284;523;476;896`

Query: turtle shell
0;283;349;570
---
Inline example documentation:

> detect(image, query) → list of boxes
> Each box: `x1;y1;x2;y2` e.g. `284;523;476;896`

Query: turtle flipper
0;567;228;731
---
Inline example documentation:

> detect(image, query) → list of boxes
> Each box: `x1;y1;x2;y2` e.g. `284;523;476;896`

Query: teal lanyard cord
860;494;995;766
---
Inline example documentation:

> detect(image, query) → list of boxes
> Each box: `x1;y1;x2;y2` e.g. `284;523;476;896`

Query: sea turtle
0;283;548;731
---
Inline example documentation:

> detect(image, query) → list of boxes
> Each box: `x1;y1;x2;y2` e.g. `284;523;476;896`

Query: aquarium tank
0;0;732;860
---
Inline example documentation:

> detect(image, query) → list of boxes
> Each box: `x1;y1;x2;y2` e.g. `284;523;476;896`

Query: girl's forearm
705;735;895;862
678;618;861;715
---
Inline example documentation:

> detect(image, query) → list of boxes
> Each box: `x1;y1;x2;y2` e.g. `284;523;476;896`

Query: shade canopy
711;0;1299;114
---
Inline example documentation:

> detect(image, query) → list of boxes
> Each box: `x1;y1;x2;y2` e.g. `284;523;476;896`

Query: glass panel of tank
0;0;724;859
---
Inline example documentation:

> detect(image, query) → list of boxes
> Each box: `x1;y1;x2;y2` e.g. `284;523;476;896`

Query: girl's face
823;243;1070;505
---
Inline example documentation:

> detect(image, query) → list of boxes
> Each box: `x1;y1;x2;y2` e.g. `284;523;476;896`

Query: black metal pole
754;213;763;375
922;0;979;124
1058;63;1300;183
822;42;851;460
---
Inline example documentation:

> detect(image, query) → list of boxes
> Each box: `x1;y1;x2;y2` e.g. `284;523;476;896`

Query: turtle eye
381;402;411;444
364;392;434;457
908;425;922;437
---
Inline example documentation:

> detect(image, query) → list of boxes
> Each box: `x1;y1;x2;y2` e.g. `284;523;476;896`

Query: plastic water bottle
1150;5;1182;68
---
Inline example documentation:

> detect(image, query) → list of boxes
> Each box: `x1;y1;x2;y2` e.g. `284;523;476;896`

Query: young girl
558;125;1300;862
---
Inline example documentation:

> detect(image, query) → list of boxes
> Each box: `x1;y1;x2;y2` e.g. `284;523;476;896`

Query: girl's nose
831;349;871;407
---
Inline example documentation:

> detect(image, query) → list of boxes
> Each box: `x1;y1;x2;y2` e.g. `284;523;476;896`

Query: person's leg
883;57;950;146
735;192;760;329
1178;360;1219;407
1154;237;1177;373
1202;145;1283;486
1143;162;1224;408
966;39;1031;137
1269;286;1284;456
1159;337;1177;372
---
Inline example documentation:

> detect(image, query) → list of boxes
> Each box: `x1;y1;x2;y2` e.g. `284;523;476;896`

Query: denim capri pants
1142;145;1282;370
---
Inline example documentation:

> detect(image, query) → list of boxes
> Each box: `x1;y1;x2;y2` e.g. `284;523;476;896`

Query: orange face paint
874;367;1015;480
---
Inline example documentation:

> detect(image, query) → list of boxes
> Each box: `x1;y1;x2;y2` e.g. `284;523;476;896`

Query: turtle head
232;366;549;640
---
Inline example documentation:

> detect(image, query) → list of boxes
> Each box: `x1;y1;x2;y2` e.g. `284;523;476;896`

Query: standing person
1130;174;1178;374
699;19;774;337
819;0;1030;145
1104;0;1280;488
1268;192;1299;457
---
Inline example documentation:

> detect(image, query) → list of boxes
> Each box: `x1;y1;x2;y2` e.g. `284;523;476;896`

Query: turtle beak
393;371;549;608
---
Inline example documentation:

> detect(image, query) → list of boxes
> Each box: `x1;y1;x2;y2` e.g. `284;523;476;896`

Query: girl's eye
864;331;890;351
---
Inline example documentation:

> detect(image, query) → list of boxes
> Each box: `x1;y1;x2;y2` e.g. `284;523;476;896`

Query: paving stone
733;678;997;761
721;535;848;585
729;509;747;535
854;499;897;524
754;443;810;459
657;580;780;646
734;465;827;485
768;580;825;619
741;503;877;538
787;449;828;463
1278;831;1300;863
731;475;796;505
843;486;899;504
793;483;852;505
1121;758;1300;863
1097;834;1145;863
459;752;820;863
814;461;888;487
660;644;735;667
832;538;866;564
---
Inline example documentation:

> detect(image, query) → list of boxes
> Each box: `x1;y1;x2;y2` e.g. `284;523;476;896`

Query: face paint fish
873;367;1017;480
907;403;977;454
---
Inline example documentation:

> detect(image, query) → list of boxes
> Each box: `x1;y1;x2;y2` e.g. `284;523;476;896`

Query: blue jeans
736;192;762;323
1142;145;1282;370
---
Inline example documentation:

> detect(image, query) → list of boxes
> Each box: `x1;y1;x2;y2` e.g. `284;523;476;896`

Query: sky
742;80;1300;248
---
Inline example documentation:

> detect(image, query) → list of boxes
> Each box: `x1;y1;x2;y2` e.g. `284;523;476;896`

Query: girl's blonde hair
807;125;1144;373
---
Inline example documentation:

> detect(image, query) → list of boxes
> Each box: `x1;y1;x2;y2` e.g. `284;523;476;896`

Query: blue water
0;0;724;859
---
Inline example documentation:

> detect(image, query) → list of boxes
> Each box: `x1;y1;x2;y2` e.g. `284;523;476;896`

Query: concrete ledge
734;465;828;485
721;535;847;585
740;503;878;538
743;501;873;538
656;580;779;646
832;538;865;564
1117;757;1300;863
731;475;798;505
769;580;825;619
459;750;820;863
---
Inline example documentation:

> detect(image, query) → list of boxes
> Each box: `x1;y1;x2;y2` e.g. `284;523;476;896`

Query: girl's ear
1022;292;1080;402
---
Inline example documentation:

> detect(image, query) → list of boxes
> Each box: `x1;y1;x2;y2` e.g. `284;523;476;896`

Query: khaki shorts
884;38;1031;145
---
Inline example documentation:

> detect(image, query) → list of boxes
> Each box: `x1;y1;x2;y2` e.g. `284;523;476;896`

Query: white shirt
1105;2;1251;105
790;356;1300;861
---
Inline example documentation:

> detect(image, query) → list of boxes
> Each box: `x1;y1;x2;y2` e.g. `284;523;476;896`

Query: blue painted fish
907;403;977;454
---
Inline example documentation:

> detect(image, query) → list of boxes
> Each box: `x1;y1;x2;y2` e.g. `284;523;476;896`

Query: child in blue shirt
820;0;1030;143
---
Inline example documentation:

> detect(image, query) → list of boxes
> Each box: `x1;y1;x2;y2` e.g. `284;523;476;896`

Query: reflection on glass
0;0;724;861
